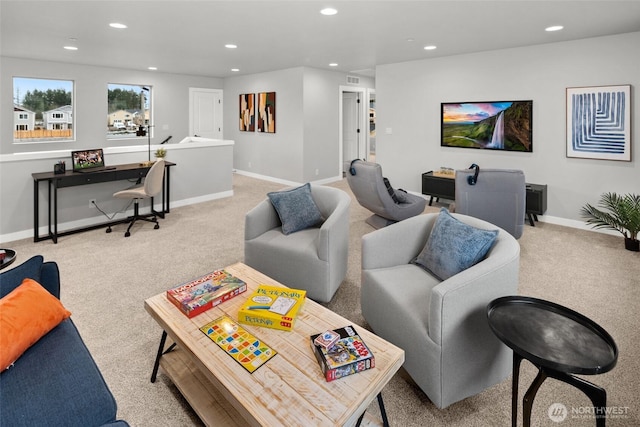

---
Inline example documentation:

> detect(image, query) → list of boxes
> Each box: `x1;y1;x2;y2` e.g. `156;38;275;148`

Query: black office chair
107;159;165;237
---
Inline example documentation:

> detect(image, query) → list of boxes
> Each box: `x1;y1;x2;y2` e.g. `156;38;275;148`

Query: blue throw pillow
412;209;498;280
267;183;323;235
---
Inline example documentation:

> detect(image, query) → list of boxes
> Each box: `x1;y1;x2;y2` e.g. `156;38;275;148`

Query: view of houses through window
13;77;74;142
107;83;152;139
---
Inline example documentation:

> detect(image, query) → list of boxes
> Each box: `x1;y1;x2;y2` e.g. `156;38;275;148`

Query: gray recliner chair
361;212;520;408
346;159;426;229
454;167;526;239
244;184;350;303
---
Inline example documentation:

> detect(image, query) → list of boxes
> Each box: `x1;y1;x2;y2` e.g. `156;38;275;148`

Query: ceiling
2;1;639;79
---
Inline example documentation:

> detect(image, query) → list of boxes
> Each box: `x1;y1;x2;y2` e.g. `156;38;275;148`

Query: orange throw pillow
0;278;72;371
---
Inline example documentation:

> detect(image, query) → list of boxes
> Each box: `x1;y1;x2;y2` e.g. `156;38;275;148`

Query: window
13;77;74;142
107;83;152;139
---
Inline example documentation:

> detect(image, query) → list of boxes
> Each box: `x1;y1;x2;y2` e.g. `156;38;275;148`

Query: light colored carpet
4;173;639;426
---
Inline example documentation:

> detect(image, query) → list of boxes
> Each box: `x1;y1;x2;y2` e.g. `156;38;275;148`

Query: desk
487;296;618;427
421;171;548;226
32;161;175;243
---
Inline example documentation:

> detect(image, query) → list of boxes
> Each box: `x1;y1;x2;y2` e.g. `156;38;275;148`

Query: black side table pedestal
512;353;608;427
488;296;617;427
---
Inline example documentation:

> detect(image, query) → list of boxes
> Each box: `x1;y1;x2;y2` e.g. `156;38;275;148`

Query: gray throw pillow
412;208;498;280
395;189;408;203
267;183;323;235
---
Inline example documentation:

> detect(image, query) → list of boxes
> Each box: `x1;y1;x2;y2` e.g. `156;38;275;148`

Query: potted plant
154;148;167;160
581;192;640;251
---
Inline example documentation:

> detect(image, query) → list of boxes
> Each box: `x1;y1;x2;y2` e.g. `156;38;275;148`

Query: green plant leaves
581;192;640;240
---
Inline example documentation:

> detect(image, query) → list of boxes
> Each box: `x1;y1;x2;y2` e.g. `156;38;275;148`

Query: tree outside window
13;77;74;142
107;83;152;139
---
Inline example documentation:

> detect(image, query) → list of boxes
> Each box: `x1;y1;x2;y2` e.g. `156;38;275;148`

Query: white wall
0;57;227;241
225;67;374;184
223;67;305;183
1;57;223;154
375;32;640;224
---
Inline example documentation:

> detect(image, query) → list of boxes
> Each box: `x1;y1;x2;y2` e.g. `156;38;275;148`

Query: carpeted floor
4;173;639;426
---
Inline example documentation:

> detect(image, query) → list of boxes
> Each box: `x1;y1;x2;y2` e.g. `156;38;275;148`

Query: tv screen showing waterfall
441;100;533;152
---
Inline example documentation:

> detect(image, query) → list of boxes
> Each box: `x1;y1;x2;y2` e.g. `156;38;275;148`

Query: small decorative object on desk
433;167;455;178
310;325;375;382
166;269;247;318
154;148;167;159
200;315;277;373
0;250;6;261
54;161;66;174
237;284;306;331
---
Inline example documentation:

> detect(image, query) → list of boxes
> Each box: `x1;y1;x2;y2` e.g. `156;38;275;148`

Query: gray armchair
245;185;350;303
361;212;520;408
346;159;426;229
454;168;526;239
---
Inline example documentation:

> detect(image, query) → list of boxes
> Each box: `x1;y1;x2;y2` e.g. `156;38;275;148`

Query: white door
189;88;223;138
342;92;361;172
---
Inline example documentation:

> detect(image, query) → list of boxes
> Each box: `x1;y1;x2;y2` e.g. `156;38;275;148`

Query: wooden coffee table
144;263;405;426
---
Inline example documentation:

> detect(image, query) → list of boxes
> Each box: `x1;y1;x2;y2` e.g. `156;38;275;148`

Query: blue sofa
0;256;129;427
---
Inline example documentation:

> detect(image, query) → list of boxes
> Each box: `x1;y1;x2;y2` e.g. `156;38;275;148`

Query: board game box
310;325;375;382
200;315;277;373
166;269;247;318
237;284;306;331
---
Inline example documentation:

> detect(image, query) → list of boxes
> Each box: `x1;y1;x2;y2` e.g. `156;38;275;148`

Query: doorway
189;88;223;139
339;86;367;174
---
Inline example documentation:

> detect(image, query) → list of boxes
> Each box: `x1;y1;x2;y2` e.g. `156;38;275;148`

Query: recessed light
329;63;338;67
109;23;127;29
406;38;415;43
225;44;238;49
63;46;78;51
545;25;564;32
424;45;437;50
320;8;338;16
231;68;240;72
148;67;157;71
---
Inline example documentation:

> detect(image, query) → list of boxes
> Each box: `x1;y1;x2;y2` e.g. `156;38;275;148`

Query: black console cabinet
525;183;547;225
421;172;455;203
421;171;547;226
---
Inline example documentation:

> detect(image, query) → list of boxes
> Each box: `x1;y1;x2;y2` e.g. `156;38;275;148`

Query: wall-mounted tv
441;100;533;152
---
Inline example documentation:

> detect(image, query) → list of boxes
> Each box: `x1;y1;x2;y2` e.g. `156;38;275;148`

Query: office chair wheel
154;224;159;230
106;227;112;233
124;231;131;237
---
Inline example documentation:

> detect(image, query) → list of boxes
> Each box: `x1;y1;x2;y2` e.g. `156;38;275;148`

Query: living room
1;1;639;426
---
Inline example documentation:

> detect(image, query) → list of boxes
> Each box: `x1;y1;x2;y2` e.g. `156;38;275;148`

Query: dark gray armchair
454;168;526;239
346;159;426;228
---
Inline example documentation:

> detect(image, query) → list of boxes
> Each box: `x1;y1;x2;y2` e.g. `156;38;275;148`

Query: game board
200;315;277;373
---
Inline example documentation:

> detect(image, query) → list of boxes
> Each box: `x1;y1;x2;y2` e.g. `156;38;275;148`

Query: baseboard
233;170;342;186
0;190;234;244
533;214;619;236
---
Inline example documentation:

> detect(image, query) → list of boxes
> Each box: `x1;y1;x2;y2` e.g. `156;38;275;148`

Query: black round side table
487;296;618;427
0;249;16;270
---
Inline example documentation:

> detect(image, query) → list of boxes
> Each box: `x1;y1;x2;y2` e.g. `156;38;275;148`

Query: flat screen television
441;100;533;152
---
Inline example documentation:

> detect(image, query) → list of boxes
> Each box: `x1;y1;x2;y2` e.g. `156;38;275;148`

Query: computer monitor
71;149;106;172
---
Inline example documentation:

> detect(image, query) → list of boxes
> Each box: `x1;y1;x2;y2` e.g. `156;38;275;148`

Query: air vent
346;75;360;85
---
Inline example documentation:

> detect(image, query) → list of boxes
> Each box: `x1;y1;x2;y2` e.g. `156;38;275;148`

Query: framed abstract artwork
566;85;631;161
239;93;255;131
257;92;276;133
